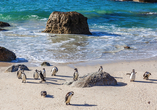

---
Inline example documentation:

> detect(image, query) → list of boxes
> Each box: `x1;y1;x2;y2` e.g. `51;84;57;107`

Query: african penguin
33;69;39;80
98;66;103;72
143;71;151;80
130;69;136;82
39;71;46;83
41;91;47;97
42;68;46;78
65;91;74;105
17;70;22;79
73;68;79;81
22;70;27;83
51;66;58;76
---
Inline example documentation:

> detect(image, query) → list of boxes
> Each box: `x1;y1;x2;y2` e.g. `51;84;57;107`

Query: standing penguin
98;66;103;72
17;66;22;79
143;71;151;80
33;69;39;80
42;68;46;78
130;69;137;82
65;91;74;105
22;70;27;83
39;71;46;83
73;68;79;81
51;66;58;76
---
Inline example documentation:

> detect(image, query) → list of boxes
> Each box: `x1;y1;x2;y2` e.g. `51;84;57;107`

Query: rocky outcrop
0;21;10;27
0;47;16;62
64;71;117;88
41;62;51;66
120;0;157;2
43;11;92;35
6;64;29;72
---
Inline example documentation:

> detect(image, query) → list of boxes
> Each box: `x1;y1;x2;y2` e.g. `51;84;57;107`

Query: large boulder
66;71;117;88
6;64;29;72
0;47;16;62
43;11;92;35
0;21;10;27
120;0;157;2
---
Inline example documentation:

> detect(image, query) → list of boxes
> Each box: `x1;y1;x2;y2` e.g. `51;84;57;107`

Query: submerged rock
41;62;51;66
0;21;10;27
6;64;29;72
65;71;117;88
43;11;92;35
0;46;16;62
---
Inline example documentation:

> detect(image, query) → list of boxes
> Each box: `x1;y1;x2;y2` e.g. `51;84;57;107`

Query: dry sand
0;59;157;110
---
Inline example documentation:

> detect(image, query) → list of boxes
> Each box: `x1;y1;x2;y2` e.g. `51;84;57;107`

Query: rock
70;71;117;88
6;64;29;72
120;0;157;2
43;11;92;35
0;21;10;27
0;28;7;31
41;62;51;66
124;46;131;49
0;46;16;62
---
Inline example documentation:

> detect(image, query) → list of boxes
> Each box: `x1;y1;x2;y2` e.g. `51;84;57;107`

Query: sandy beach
0;59;157;110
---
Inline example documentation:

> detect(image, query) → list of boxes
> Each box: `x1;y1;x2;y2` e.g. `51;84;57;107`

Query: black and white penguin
39;71;46;83
98;66;103;72
41;91;47;97
17;66;22;79
51;66;58;76
130;69;137;82
65;91;74;105
42;68;46;78
143;71;151;80
22;70;27;83
73;68;79;81
33;69;39;80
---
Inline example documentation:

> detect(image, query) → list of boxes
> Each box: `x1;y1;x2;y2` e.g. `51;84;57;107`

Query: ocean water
0;0;157;64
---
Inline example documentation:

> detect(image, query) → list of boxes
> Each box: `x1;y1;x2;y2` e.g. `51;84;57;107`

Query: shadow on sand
71;103;97;107
46;95;54;98
134;80;157;84
56;75;73;78
114;77;123;79
116;82;127;87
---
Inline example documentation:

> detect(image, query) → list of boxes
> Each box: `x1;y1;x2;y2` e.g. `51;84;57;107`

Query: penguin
41;91;47;97
73;68;79;81
98;66;103;72
17;66;22;79
130;69;137;82
42;68;46;78
65;91;74;105
51;66;58;76
33;69;39;80
143;71;151;80
39;71;46;83
22;70;27;83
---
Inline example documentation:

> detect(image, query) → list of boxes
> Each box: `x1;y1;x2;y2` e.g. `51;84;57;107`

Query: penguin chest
130;73;135;80
35;73;39;78
66;95;72;103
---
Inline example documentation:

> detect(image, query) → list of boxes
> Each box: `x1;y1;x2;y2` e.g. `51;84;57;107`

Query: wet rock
119;0;157;3
69;71;117;88
0;21;10;27
6;64;29;72
124;46;131;49
43;11;92;35
0;46;16;62
41;62;51;66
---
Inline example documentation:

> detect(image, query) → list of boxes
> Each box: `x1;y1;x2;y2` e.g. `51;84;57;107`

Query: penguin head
74;68;78;71
71;91;74;95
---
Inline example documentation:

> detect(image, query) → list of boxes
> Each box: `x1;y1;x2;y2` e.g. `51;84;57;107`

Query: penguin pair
127;69;151;82
17;66;27;83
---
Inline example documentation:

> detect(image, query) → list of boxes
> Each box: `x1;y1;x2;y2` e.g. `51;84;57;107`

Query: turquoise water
1;0;157;63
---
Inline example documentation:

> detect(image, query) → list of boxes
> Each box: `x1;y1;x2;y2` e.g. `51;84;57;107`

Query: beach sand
0;59;157;110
